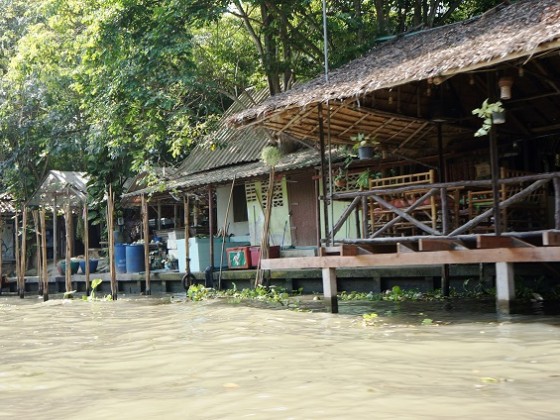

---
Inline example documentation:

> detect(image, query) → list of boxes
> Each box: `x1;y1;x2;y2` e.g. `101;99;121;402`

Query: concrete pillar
322;267;338;313
495;262;515;314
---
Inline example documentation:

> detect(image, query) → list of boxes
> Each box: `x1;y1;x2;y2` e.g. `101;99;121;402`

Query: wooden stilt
40;209;48;301
19;207;28;298
0;218;3;295
208;185;214;286
495;262;515;314
84;204;90;295
142;194;151;295
107;186;117;300
322;267;338;313
33;210;41;295
64;204;72;294
53;197;57;267
441;264;450;297
14;211;20;296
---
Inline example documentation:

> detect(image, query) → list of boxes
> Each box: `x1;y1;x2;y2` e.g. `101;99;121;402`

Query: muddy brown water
0;295;559;419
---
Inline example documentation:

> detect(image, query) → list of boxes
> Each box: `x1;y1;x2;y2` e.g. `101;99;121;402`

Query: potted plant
351;133;379;160
333;167;347;187
356;168;372;190
472;99;505;137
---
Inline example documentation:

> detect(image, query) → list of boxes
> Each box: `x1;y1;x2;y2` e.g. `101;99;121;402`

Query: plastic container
249;246;280;268
125;244;145;273
78;259;99;274
115;244;127;273
226;247;251;269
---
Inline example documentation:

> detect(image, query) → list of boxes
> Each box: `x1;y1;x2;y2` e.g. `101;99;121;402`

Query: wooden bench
368;170;460;235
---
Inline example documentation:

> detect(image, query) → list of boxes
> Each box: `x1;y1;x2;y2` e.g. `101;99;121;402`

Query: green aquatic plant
187;283;213;301
82;278;112;301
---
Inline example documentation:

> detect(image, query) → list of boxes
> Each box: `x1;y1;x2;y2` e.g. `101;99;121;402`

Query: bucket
115;244;127;273
125;244;145;273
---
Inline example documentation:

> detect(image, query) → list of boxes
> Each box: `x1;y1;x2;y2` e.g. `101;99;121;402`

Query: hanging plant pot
492;111;506;124
358;146;374;160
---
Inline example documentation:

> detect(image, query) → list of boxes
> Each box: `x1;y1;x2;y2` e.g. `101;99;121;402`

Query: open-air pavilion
230;0;560;312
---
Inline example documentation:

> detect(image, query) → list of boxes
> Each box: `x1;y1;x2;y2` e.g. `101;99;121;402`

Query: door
286;171;318;246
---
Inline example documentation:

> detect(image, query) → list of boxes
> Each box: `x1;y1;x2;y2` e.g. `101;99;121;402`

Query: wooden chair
467;167;547;232
368;170;438;235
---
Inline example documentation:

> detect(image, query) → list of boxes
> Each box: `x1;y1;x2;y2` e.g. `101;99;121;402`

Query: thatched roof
229;0;560;157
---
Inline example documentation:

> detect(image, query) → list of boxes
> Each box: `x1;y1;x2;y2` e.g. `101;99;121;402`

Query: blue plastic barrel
125;244;145;273
115;244;127;273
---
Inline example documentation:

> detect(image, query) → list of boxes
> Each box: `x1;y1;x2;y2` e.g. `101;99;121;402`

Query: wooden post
184;195;190;273
14;211;20;296
495;262;515;314
64;204;72;294
84;204;90;295
256;169;275;286
19;207;28;298
33;210;41;295
157;203;162;230
40;209;48;301
107;186;117;300
0;218;3;295
554;177;560;230
142;194;151;295
322;267;338;313
361;196;368;239
208;185;214;275
318;103;330;246
219;176;236;290
53;196;57;266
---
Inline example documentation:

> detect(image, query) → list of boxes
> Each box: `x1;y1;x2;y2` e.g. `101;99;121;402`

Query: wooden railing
328;171;559;243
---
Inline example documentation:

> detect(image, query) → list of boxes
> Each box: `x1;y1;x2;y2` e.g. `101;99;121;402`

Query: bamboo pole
107;186;117;300
84;203;90;295
64;203;72;294
40;209;48;301
14;211;20;296
19;207;28;298
218;175;236;290
142;194;151;295
32;210;41;295
255;167;275;287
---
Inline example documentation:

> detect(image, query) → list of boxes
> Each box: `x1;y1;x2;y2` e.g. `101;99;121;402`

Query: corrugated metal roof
176;88;271;174
124;147;322;198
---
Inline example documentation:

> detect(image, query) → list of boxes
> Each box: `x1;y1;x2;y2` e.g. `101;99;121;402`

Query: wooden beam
397;242;418;253
476;235;534;249
260;246;560;270
542;230;560;246
419;238;469;251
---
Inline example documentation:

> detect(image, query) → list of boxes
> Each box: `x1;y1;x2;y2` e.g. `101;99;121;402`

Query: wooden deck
261;231;560;314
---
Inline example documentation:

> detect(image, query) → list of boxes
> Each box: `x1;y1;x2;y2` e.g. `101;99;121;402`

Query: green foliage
472;99;504;137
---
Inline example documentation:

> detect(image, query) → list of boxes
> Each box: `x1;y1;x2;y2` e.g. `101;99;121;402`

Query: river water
0;294;559;419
